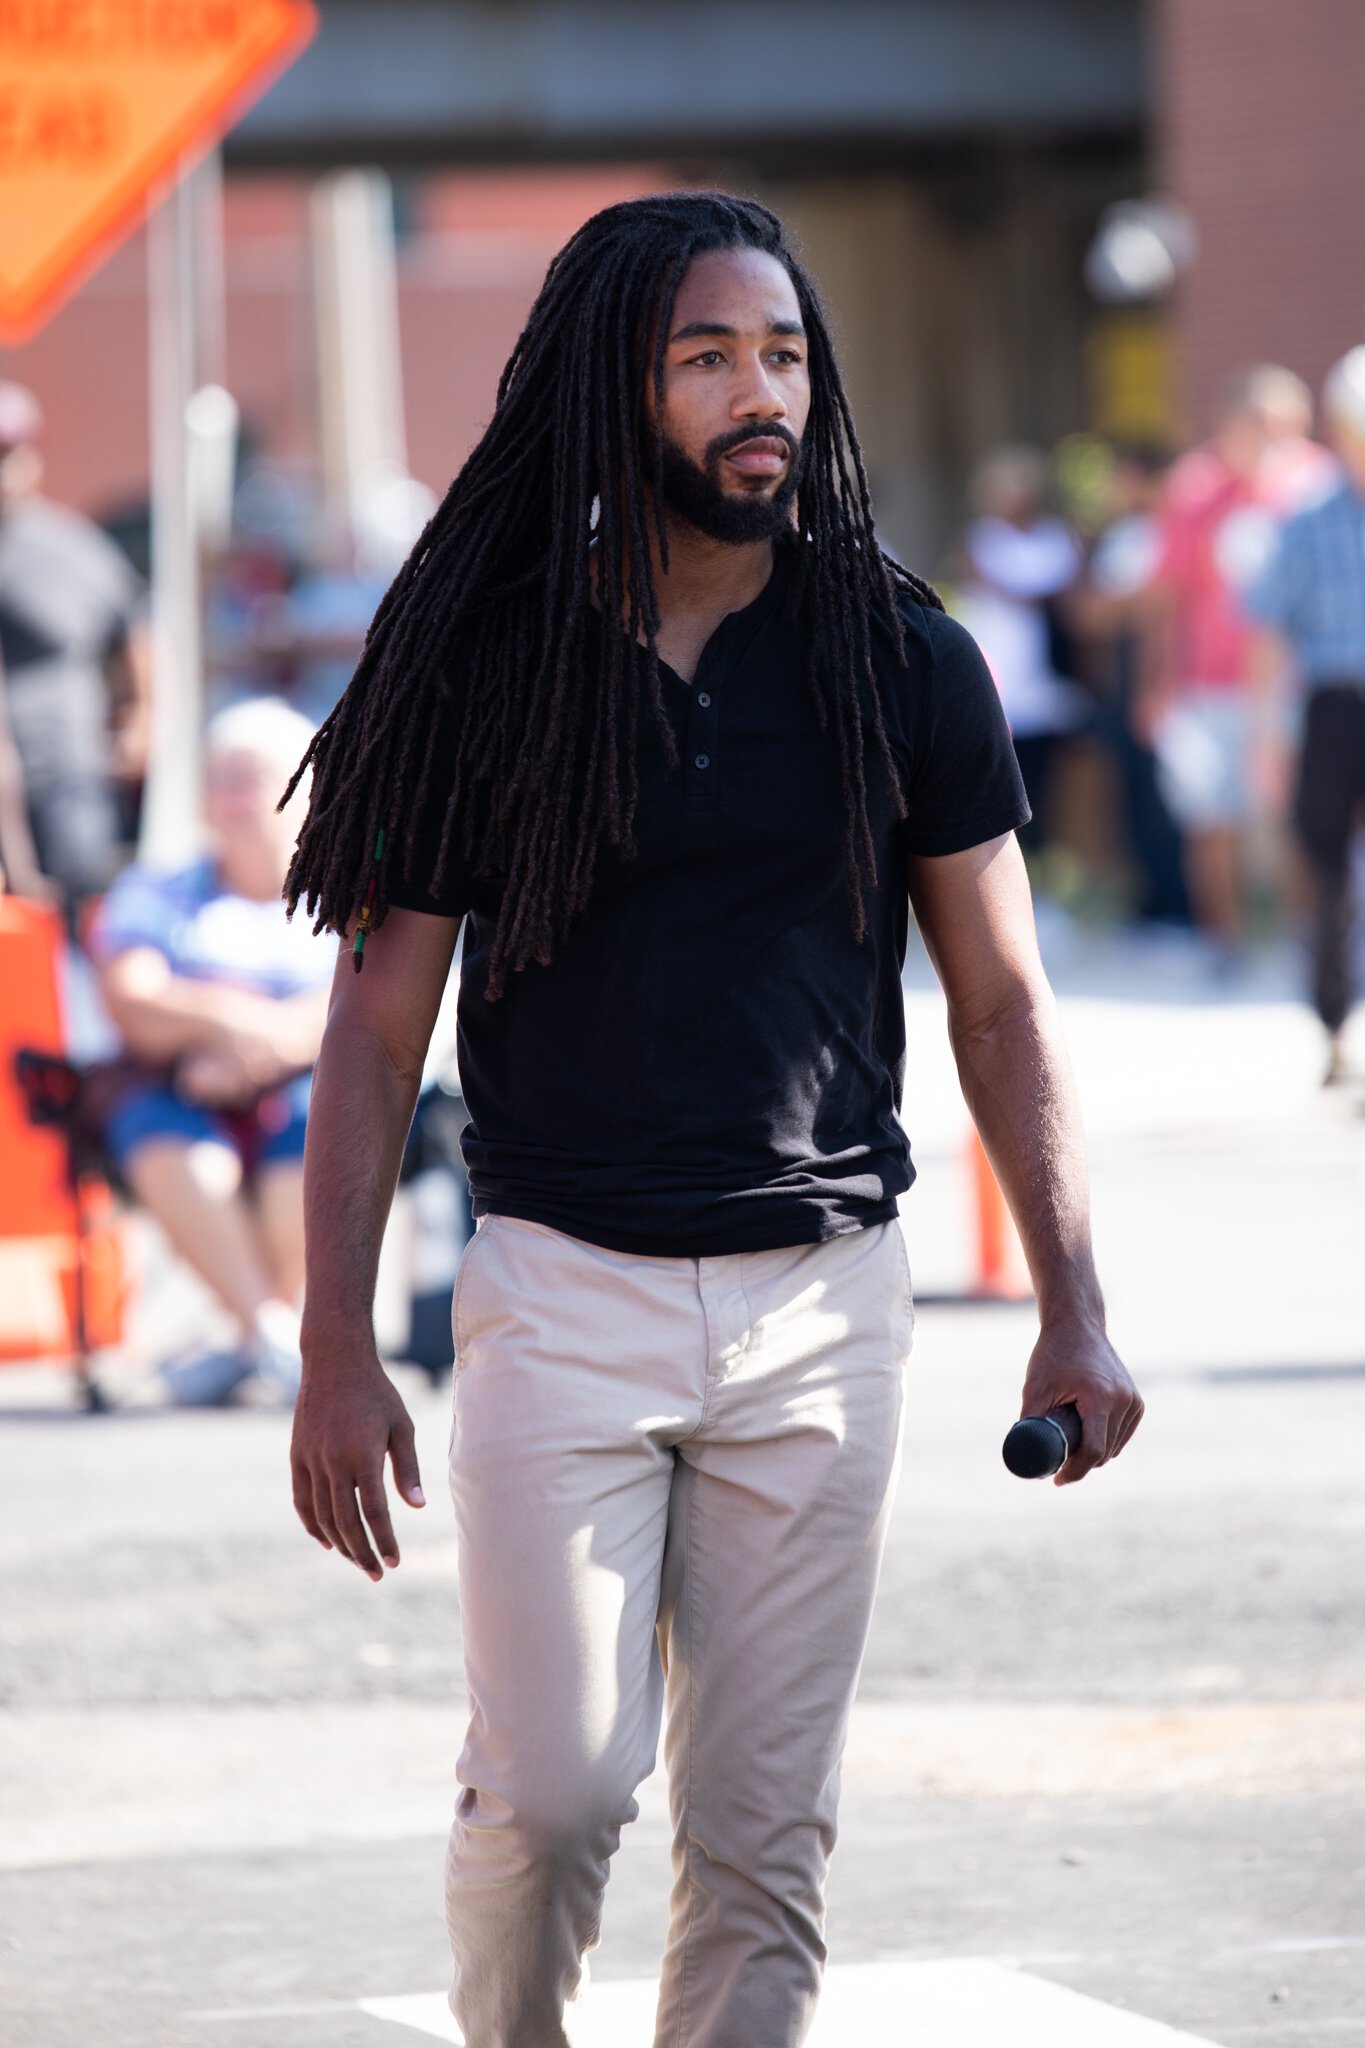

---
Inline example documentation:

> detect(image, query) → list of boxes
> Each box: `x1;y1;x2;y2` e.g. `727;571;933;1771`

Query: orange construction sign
0;0;319;341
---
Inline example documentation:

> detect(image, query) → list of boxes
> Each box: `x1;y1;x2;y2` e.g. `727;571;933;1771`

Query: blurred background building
2;0;1359;565
0;0;1315;568
1;0;1359;925
1;0;1359;992
1161;0;1365;439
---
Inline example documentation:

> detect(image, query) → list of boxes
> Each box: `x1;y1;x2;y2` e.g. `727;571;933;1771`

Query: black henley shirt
386;547;1029;1256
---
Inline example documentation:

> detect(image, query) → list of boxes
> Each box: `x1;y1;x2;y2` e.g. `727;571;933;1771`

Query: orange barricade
0;896;126;1390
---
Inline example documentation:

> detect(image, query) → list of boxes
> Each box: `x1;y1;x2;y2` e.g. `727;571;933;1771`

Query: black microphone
1002;1404;1082;1479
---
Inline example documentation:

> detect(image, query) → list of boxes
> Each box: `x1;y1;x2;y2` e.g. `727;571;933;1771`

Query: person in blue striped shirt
1248;348;1365;1082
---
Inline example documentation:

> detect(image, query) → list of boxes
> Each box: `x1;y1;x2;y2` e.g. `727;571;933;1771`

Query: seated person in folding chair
89;698;336;1403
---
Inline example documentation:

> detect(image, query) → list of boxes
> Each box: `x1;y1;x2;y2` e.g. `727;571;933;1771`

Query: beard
658;421;804;544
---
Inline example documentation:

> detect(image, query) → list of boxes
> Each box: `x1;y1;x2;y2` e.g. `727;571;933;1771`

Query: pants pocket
892;1219;915;1359
451;1219;489;1377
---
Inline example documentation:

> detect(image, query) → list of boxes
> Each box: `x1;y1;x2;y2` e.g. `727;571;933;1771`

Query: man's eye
770;350;803;366
689;351;724;366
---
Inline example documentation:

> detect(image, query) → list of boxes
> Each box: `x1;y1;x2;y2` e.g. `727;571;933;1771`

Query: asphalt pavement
2;925;1363;2047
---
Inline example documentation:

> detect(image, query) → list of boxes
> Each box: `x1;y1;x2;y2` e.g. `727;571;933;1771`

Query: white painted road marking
359;1957;1216;2045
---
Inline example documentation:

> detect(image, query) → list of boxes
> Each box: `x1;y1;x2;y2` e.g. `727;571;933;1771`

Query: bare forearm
911;836;1139;1480
1249;629;1289;717
105;972;325;1067
105;976;243;1061
299;1021;423;1365
1135;584;1176;724
289;909;457;1573
0;747;41;886
0;685;43;889
950;979;1104;1331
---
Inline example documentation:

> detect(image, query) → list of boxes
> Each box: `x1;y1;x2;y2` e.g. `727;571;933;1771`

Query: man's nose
732;355;787;421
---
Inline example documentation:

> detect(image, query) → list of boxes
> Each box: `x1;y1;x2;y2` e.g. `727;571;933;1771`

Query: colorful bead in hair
351;827;386;973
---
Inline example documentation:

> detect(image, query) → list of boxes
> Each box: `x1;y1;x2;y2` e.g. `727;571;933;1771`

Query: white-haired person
1248;347;1365;1082
89;698;336;1401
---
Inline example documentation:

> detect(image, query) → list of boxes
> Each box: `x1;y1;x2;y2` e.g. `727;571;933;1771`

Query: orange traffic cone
966;1127;1031;1299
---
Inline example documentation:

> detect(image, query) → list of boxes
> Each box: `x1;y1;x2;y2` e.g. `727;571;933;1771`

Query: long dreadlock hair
282;190;943;997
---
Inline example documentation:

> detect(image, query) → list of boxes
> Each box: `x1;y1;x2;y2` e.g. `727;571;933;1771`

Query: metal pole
193;149;227;393
185;151;238;560
311;169;408;546
140;163;204;869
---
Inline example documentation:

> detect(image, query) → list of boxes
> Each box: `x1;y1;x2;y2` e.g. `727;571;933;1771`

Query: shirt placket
684;634;725;812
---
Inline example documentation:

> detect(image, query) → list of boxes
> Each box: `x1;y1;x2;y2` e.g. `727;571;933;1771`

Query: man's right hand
290;1353;425;1580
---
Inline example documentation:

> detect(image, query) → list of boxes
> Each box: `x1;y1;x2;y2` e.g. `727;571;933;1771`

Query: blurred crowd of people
951;351;1365;1080
0;385;359;1402
2;339;1363;1402
0;377;468;1404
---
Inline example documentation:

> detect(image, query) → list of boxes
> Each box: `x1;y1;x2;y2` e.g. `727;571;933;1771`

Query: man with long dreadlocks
285;192;1143;2047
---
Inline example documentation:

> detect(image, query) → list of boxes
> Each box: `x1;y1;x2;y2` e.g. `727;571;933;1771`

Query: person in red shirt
1143;366;1331;959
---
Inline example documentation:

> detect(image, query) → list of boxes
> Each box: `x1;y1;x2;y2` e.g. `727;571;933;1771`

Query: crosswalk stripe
359;1956;1216;2044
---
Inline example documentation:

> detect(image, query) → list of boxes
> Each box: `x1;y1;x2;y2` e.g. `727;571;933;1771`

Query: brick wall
1159;0;1365;436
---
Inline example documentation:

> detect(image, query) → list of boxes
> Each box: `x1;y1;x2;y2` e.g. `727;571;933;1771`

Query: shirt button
696;691;712;708
694;753;710;770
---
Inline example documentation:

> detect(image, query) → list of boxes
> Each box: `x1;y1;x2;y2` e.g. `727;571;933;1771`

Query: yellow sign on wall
1086;312;1179;445
0;0;318;341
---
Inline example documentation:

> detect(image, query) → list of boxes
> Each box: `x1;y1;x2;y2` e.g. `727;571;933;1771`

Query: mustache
704;422;802;464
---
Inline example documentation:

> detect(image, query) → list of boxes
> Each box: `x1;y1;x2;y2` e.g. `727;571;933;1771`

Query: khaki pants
446;1213;913;2048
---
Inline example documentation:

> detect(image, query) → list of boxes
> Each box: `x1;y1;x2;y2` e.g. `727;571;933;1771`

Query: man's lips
722;437;790;478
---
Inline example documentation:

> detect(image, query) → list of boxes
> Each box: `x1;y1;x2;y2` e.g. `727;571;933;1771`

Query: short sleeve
899;609;1031;858
87;862;193;965
1244;516;1307;636
383;683;473;919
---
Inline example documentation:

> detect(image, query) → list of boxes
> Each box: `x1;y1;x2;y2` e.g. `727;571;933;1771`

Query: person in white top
955;445;1086;849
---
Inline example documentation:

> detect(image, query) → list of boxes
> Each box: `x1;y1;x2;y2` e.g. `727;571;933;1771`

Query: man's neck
649;517;775;629
635;519;775;684
588;512;779;682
